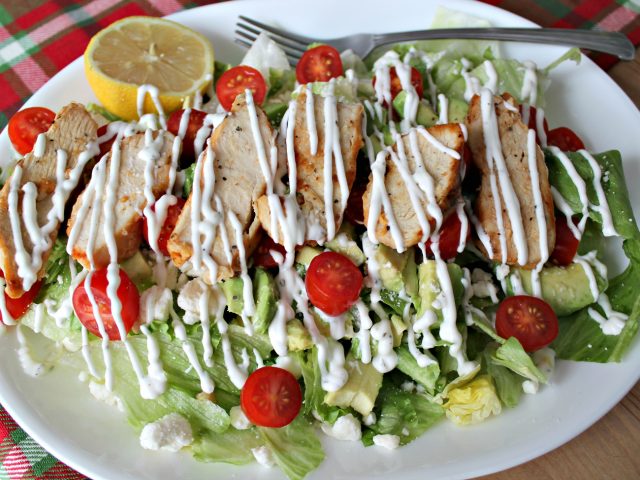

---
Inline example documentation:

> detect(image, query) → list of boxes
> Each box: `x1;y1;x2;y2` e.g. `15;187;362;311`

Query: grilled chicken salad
1;8;639;480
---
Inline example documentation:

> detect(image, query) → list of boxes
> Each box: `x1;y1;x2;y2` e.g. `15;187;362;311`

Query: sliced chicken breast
466;92;555;268
363;123;465;250
168;95;272;282
255;90;364;244
0;103;98;298
67;130;174;269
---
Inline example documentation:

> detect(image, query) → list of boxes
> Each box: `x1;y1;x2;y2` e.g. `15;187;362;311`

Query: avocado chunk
447;97;468;123
287;319;313;351
121;251;153;291
508;262;608;317
375;244;415;293
417;260;464;319
324;352;383;416
295;245;322;268
326;227;366;266
390;314;407;347
221;268;278;333
392;91;438;127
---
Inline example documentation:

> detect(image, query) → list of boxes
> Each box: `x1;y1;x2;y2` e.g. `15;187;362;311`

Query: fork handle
374;28;635;60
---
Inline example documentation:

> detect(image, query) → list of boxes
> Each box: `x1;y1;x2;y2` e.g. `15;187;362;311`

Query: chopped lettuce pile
11;6;640;480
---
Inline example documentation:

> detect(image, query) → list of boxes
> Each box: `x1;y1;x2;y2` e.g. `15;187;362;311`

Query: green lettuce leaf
362;377;444;446
193;428;262;465
483;345;523;408
395;345;439;394
296;348;349;424
258;417;325;480
491;337;547;384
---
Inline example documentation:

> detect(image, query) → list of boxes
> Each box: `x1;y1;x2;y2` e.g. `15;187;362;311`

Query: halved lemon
84;16;214;121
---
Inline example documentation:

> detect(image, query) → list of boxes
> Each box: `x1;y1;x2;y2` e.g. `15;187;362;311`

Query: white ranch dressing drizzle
0;278;16;326
574;250;607;301
520;61;538;126
322;79;349;241
137;84;167;130
588;293;628;336
305;84;318;155
171;308;214;393
526;129;549;297
437;94;448;124
535;107;548;148
548;147;589;239
33;133;47;157
461;58;481;102
479;88;528;265
456;201;469;253
361;237;398;373
483;60;498;94
578;149;618;237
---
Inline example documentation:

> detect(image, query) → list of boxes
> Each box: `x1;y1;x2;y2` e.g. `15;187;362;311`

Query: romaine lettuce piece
491;337;547;384
362;377;444;446
258;417;325;480
483;345;523;408
395;344;439;394
193;428;262;465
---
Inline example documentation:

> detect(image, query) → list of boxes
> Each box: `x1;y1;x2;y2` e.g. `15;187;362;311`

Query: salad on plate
1;7;638;480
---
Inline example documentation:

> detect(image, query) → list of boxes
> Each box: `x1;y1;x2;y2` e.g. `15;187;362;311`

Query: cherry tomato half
143;197;186;257
216;65;267;112
97;124;116;158
550;215;580;266
547;127;585;152
167;108;208;160
496;295;559;352
241;366;302;428
373;66;424;102
424;212;467;261
252;234;287;269
72;268;140;341
518;105;549;145
296;45;343;84
305;251;363;316
8;107;55;155
0;273;42;324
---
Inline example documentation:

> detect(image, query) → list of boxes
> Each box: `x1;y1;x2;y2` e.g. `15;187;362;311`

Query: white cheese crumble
251;445;276;467
177;279;216;325
373;434;400;450
89;381;124;412
139;286;173;325
320;414;361;441
230;406;252;430
140;413;193;452
362;412;377;426
522;380;539;395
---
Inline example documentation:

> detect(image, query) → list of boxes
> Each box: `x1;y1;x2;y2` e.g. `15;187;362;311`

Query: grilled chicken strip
466;92;555;268
255;90;364;244
168;96;272;282
0;103;98;298
363;123;465;250
67;130;174;269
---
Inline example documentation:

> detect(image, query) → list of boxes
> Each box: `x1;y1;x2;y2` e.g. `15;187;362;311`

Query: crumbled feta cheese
251;445;276;467
401;427;409;436
522;380;539;395
275;355;302;378
373;434;400;450
89;381;124;412
362;412;377;426
140;413;193;452
139;286;173;325
321;414;362;441
230;406;252;430
177;279;207;313
401;381;416;392
470;268;499;303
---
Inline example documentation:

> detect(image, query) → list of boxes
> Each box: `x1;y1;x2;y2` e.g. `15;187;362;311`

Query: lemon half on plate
84;16;214;121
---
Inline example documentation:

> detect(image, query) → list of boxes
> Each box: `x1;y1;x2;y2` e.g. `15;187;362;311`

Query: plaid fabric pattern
0;0;638;478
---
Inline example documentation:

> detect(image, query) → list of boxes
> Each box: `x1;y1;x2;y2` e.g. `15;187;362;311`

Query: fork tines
235;15;312;63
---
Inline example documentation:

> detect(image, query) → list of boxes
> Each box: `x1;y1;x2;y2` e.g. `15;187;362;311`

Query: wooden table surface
478;47;640;480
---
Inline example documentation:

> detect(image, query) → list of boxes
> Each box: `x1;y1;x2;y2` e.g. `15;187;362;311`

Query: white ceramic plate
1;0;639;479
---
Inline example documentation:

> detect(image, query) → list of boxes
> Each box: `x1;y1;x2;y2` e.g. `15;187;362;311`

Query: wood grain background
478;47;640;480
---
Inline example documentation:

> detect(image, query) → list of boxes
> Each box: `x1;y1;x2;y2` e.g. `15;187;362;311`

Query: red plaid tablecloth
0;0;639;478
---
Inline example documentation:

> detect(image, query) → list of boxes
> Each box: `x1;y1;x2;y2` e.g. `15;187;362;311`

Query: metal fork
235;15;635;63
